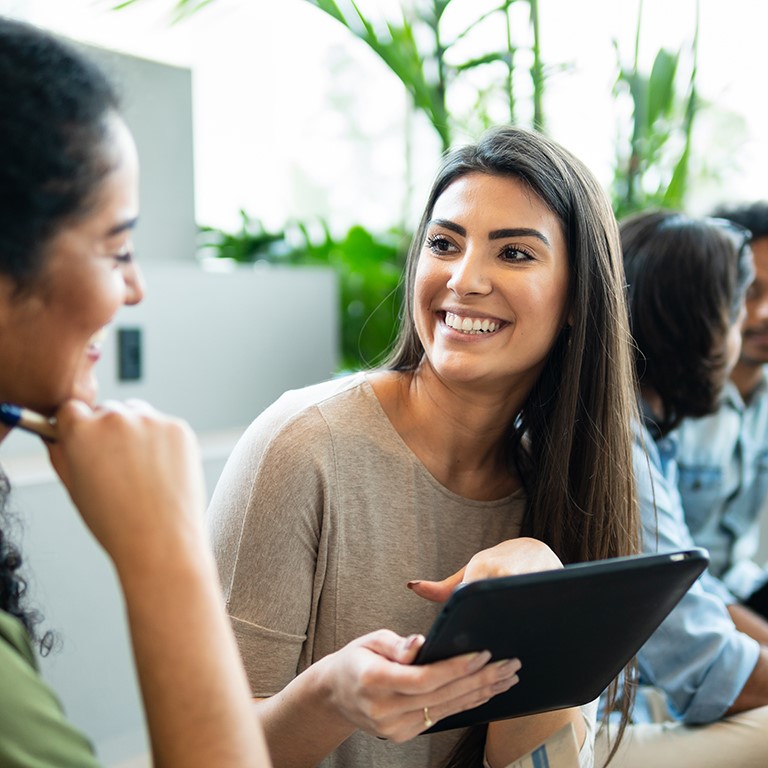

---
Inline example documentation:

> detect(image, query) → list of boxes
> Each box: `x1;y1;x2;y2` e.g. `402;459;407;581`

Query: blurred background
5;0;766;369
0;1;766;765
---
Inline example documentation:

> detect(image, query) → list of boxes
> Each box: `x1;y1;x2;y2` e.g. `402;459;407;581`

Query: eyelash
499;244;535;262
113;246;134;264
424;234;535;262
425;234;455;254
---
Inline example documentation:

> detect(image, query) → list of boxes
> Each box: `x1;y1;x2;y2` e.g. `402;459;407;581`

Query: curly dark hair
0;17;119;645
622;210;754;435
0;473;53;652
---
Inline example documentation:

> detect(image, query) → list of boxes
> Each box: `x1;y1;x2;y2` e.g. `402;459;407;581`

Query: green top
0;610;100;767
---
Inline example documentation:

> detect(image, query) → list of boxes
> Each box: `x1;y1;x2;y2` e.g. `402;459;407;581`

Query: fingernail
492;658;522;676
403;633;424;651
406;580;421;590
493;674;519;693
466;649;492;672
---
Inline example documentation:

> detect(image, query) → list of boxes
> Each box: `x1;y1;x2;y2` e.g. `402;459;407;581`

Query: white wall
81;42;197;265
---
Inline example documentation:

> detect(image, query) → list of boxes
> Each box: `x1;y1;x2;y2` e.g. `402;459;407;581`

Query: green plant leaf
305;0;450;148
662;145;690;209
646;48;678;130
111;0;212;21
455;51;510;73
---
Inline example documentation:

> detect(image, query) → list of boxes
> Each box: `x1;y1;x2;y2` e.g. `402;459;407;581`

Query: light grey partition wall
79;41;197;265
96;261;339;433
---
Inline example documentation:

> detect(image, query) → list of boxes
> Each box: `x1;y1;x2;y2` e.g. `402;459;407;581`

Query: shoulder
0;612;99;766
233;373;371;459
211;373;386;501
0;611;36;669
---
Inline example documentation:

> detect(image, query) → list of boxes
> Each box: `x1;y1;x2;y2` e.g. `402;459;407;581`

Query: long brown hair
384;125;640;763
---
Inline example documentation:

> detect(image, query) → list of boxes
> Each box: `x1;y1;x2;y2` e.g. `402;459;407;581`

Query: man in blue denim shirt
676;203;768;607
676;379;768;600
596;211;768;768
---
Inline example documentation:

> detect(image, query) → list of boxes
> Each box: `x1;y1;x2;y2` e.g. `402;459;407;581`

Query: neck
640;386;664;421
730;361;764;402
371;365;527;499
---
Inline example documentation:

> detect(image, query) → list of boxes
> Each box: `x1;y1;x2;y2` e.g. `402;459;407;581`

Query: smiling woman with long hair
208;125;640;768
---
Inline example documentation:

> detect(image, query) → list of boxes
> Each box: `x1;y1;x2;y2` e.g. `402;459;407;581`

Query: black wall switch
117;327;142;381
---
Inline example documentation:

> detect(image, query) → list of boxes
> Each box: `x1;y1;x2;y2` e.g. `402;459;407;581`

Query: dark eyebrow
428;219;550;247
490;228;550;246
105;216;139;238
429;219;465;236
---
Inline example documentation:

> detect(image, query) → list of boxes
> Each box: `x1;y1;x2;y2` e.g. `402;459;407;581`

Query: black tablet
413;548;708;733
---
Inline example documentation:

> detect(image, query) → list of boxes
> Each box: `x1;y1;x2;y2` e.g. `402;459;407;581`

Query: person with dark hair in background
0;17;271;767
675;203;768;628
208;125;641;768
596;210;768;767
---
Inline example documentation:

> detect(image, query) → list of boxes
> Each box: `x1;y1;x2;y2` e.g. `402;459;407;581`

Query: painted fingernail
466;650;492;672
406;580;421;590
403;633;424;651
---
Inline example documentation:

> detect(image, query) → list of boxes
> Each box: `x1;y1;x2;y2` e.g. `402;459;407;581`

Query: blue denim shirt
601;412;759;725
674;374;768;600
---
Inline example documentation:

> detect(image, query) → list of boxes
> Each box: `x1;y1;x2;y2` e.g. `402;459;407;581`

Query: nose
446;249;492;297
123;261;145;306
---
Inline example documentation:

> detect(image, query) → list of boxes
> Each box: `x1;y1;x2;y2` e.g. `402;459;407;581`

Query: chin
72;375;99;406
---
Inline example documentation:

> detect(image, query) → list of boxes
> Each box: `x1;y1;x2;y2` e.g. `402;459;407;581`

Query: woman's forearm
118;540;272;768
485;706;587;768
252;660;357;768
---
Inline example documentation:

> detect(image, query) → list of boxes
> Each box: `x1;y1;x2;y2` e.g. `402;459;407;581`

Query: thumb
46;399;93;483
356;629;425;664
407;566;465;603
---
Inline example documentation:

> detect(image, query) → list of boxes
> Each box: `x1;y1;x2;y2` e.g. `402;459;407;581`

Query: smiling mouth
87;327;108;356
443;311;504;335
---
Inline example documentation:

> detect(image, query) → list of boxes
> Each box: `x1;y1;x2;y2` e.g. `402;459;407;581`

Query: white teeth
444;312;500;335
89;327;107;346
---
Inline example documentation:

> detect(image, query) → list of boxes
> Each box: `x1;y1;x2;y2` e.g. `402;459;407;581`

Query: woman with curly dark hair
0;17;271;767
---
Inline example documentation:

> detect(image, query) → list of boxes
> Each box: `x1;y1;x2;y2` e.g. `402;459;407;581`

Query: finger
46;400;94;475
387;659;522;743
390;634;425;664
372;646;492;699
122;397;158;415
416;658;522;733
53;398;95;431
407;566;465;603
357;629;423;663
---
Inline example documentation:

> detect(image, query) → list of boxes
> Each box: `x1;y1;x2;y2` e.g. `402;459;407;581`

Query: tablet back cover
415;549;707;732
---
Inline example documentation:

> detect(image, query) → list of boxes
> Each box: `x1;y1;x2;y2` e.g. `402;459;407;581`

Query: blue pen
0;403;58;441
